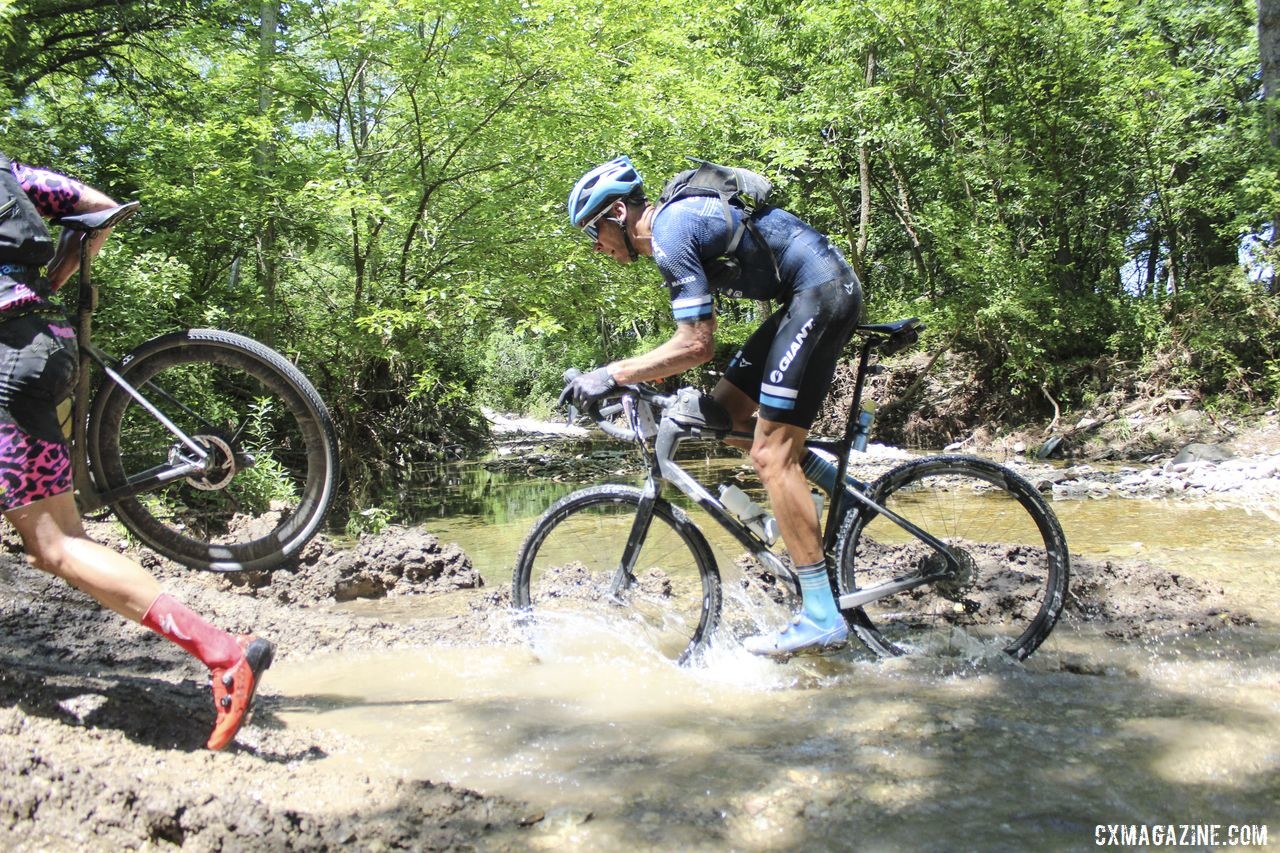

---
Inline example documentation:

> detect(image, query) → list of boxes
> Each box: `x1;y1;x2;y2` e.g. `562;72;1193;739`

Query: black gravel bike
512;318;1069;664
59;201;338;571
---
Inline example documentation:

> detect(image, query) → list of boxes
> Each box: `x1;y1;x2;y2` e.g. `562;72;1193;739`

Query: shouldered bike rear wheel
87;330;339;572
834;455;1069;660
512;485;722;665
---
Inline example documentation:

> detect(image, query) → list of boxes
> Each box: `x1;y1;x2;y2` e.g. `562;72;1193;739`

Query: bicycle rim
512;485;721;664
88;330;338;572
836;455;1069;660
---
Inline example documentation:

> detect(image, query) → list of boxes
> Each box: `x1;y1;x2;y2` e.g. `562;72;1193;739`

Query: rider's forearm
45;185;118;290
46;229;111;290
45;230;94;289
608;320;715;384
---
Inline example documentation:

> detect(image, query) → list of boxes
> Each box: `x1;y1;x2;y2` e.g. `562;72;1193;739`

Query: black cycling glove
558;365;617;408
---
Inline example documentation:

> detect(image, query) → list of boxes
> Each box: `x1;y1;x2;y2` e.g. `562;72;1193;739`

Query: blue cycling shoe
743;613;849;657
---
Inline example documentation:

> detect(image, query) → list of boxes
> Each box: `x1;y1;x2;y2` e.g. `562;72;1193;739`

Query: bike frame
602;322;961;613
65;208;216;512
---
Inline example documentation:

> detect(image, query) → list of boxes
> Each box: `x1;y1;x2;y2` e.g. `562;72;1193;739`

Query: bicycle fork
609;474;661;603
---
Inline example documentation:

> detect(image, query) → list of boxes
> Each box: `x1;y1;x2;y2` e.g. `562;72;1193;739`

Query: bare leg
712;380;824;565
748;418;823;565
5;491;161;621
709;385;847;655
5;491;274;749
743;419;847;654
711;378;757;450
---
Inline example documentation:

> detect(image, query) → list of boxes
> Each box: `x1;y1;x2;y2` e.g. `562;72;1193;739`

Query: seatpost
827;338;876;533
70;234;97;503
75;233;95;345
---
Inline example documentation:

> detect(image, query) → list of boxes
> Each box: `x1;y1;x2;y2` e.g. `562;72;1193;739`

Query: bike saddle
667;387;733;432
855;317;924;356
53;200;141;232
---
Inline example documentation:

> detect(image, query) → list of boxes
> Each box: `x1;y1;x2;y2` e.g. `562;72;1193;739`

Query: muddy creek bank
1;435;1278;850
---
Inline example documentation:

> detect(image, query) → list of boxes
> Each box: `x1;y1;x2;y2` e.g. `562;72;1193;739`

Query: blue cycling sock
796;560;839;626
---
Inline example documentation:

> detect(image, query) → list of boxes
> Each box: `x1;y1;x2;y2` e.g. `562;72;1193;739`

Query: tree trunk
1259;0;1280;293
858;48;876;293
1262;0;1280;150
257;1;280;341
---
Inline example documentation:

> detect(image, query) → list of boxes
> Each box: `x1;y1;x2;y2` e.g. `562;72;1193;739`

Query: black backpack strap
724;210;748;254
743;218;780;286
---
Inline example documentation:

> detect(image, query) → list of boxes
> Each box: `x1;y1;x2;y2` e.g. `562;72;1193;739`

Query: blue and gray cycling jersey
651;197;852;323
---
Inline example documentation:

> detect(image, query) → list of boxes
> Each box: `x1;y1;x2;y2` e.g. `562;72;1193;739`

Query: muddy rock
1064;558;1252;637
220;527;483;605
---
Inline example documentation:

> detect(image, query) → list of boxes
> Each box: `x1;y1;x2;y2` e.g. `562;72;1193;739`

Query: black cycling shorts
724;276;862;428
0;310;78;511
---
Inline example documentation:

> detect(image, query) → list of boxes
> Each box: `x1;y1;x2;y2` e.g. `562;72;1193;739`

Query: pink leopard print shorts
0;311;77;511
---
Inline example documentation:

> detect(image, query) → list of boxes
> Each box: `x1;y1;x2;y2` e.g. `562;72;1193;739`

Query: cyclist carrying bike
564;155;863;656
0;155;273;749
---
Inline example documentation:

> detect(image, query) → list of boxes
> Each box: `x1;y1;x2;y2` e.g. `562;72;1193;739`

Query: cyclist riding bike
564;155;863;656
0;155;273;750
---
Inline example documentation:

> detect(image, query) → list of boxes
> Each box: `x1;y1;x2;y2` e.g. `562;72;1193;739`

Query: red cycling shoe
207;635;275;751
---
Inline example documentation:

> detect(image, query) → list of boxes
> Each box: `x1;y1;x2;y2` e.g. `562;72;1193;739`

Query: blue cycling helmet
567;156;644;239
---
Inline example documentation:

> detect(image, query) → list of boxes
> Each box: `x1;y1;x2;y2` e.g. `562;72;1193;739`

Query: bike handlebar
562;368;677;442
561;316;924;442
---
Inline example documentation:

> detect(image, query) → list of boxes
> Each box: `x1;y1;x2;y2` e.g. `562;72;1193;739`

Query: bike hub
171;434;238;490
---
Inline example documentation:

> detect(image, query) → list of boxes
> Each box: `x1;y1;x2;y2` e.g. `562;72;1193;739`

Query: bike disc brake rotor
170;434;238;491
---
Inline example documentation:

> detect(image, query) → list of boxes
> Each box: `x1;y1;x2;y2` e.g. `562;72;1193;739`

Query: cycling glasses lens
582;207;609;241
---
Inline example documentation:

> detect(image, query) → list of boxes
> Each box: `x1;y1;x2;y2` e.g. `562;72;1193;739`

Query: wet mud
1;499;1263;851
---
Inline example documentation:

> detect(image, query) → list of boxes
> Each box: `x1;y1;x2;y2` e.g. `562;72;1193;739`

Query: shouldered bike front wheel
512;485;722;665
87;330;339;572
834;454;1069;660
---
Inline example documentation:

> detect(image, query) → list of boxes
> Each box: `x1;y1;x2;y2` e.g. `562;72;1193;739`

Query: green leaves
6;0;1273;478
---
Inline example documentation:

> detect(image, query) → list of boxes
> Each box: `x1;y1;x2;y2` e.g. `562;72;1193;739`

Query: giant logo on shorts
769;318;815;384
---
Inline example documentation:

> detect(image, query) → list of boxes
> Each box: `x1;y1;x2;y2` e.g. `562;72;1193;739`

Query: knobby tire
87;330;339;572
834;454;1069;660
512;485;722;665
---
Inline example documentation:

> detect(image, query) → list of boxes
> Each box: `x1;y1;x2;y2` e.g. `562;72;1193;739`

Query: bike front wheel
87;330;339;572
835;455;1069;660
512;485;721;664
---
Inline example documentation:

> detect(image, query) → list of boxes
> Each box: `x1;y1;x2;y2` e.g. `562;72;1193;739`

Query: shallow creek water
270;455;1279;850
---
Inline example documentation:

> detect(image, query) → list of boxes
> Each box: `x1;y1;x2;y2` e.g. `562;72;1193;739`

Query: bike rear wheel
512;485;721;664
87;330;339;572
834;455;1069;660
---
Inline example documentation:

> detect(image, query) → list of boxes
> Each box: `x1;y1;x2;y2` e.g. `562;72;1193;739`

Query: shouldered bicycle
512;318;1069;664
57;201;338;571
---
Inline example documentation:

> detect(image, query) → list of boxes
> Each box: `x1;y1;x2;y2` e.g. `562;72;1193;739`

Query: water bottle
851;398;877;453
718;484;778;544
811;490;825;525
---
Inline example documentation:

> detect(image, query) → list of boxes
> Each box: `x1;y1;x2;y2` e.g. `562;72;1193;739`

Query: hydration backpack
0;154;56;267
655;158;773;254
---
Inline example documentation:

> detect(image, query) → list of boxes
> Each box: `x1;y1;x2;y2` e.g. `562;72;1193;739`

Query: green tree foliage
0;0;1275;511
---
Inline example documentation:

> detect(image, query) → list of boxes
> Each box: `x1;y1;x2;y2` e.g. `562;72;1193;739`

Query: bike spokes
839;456;1068;660
513;487;720;664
